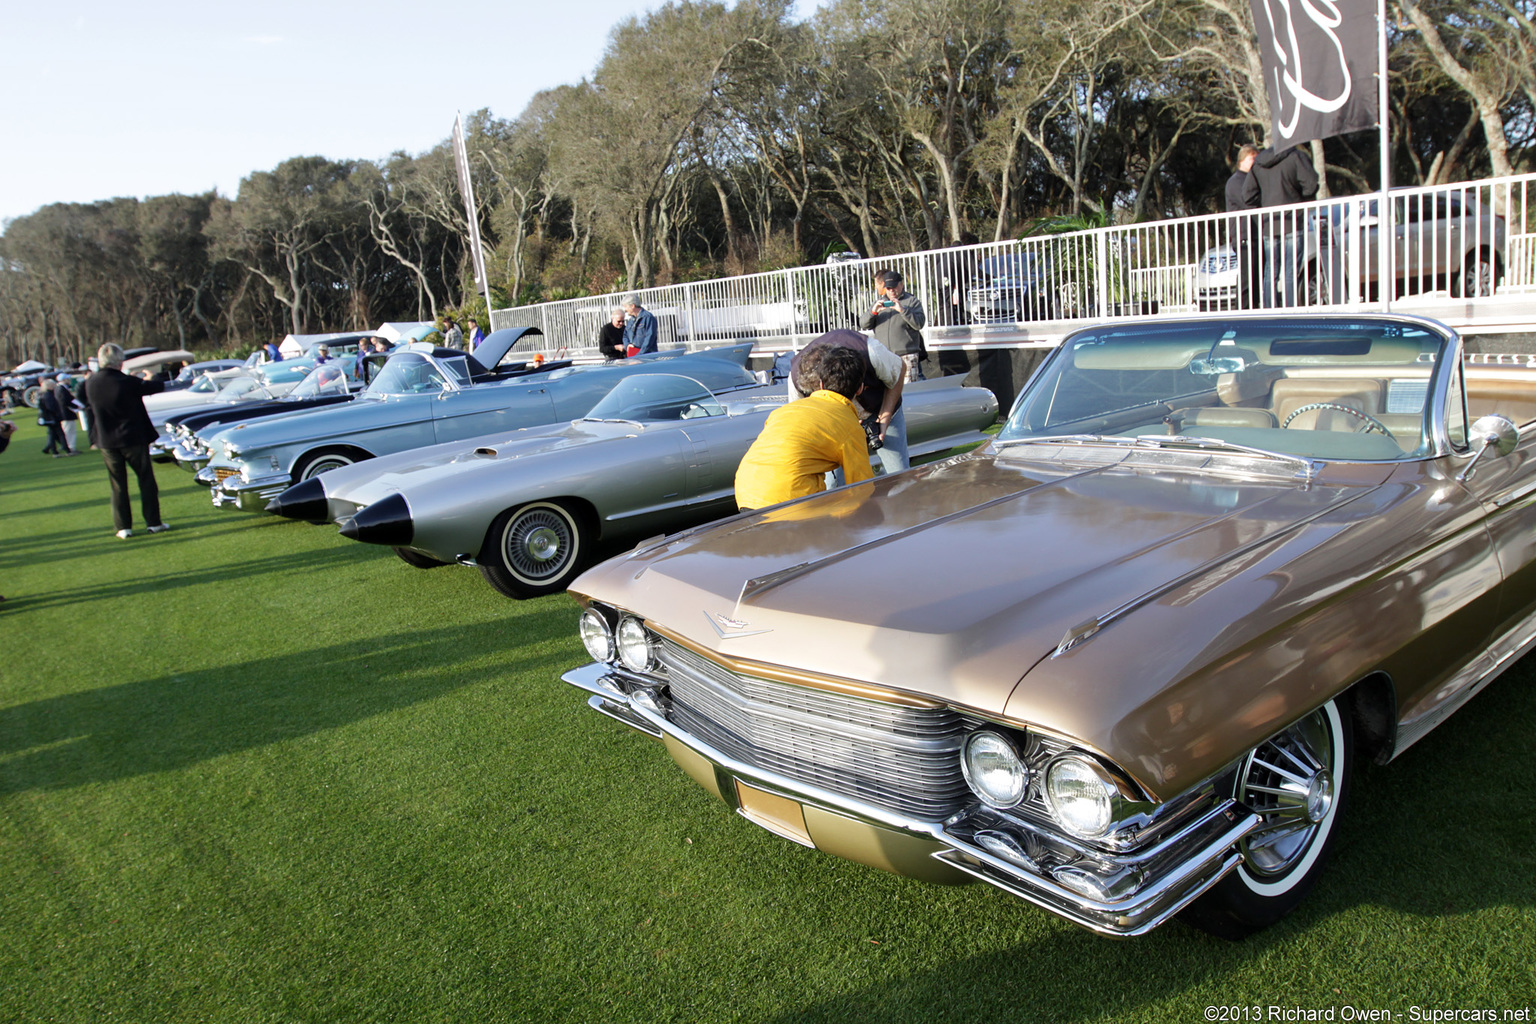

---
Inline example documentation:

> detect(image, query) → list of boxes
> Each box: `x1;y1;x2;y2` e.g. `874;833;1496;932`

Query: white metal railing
491;172;1536;360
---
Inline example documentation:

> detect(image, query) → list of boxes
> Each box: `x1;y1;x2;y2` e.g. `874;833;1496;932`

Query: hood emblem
707;611;771;639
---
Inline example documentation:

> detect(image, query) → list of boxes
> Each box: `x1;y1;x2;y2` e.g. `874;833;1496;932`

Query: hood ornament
707;611;771;639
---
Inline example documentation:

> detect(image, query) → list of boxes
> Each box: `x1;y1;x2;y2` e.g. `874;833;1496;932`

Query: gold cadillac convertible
562;314;1536;938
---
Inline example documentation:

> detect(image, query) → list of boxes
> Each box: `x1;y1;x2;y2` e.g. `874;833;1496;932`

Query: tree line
3;0;1531;368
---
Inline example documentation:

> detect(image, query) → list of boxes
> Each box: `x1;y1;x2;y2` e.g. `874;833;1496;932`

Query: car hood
574;444;1398;783
215;392;412;453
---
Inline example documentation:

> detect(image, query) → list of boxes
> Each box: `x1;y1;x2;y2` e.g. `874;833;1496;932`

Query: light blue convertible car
195;328;766;511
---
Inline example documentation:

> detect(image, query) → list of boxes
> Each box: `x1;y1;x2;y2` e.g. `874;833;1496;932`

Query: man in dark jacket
1226;144;1261;309
1243;145;1320;307
85;342;169;539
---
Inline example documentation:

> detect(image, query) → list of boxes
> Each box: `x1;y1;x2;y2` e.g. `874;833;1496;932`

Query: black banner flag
1249;0;1379;146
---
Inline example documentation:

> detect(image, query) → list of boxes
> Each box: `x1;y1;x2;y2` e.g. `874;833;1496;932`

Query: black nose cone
338;491;413;546
268;477;330;523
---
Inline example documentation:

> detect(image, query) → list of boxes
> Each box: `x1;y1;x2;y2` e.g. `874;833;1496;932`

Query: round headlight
1045;756;1118;839
578;608;614;662
615;616;654;673
961;731;1029;808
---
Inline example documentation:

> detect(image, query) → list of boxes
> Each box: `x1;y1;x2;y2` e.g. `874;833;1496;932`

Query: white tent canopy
375;322;434;344
276;322;433;358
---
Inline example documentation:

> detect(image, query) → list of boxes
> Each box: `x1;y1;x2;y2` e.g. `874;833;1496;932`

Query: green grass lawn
2;416;1533;1023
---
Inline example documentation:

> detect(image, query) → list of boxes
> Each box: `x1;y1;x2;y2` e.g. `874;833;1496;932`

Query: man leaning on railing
1244;145;1320;308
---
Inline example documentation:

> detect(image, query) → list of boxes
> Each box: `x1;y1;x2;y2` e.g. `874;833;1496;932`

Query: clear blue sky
1;0;823;226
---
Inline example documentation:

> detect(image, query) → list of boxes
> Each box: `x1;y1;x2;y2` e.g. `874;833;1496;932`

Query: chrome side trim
1392;607;1536;756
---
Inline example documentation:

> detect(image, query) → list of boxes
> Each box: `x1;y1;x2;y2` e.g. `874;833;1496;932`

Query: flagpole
452;113;494;322
1378;0;1393;312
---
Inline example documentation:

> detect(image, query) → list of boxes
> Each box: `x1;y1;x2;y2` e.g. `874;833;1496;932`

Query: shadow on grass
0;613;573;797
750;660;1536;1024
5;498;116;518
0;544;366;609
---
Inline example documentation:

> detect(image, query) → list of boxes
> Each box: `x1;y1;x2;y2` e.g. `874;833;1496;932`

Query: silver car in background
1196;186;1508;309
268;372;1000;599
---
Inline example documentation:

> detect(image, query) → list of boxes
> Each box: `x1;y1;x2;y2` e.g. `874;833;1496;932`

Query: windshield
366;353;450;396
222;377;263;400
287;363;352;399
583;374;726;422
260;361;315;385
998;317;1449;461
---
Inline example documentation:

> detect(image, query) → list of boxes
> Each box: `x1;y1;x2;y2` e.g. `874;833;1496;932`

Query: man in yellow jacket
735;345;874;511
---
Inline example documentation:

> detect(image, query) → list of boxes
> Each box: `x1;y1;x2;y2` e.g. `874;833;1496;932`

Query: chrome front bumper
203;468;291;511
564;661;1259;937
172;442;210;472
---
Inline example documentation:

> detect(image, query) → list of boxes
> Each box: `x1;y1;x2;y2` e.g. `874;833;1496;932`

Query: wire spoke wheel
1180;699;1351;939
1236;708;1338;880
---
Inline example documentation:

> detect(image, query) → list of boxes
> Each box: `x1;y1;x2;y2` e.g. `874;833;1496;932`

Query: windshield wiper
993;433;1138;449
1132;434;1323;479
995;432;1322;479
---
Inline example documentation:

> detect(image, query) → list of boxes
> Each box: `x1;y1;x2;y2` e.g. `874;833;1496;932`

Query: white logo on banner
1258;0;1353;140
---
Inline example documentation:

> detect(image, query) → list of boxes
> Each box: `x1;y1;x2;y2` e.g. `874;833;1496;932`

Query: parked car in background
562;313;1536;938
1196;187;1508;310
196;331;764;512
967;252;1056;323
154;361;361;466
165;359;246;389
4;360;84;408
142;369;268;427
269;371;999;598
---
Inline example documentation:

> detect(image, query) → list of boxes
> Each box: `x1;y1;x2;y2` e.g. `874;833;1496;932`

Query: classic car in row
562;313;1536;938
154;360;371;465
195;331;767;512
266;372;1000;599
142;361;318;428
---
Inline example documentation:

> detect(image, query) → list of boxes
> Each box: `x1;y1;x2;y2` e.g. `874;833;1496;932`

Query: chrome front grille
656;639;970;820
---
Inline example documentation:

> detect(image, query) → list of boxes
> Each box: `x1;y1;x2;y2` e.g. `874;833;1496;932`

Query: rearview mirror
1189;357;1246;375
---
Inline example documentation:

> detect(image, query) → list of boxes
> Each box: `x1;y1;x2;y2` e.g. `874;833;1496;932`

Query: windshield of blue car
187;374;226;394
259;361;317;386
582;374;726;422
220;377;265;401
366;353;451;396
286;363;352;399
997;317;1449;462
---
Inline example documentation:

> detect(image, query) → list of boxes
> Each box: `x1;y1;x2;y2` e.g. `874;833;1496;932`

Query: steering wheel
1281;402;1394;438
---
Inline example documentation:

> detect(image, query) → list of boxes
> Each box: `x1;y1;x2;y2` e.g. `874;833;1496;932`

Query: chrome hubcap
1236;707;1337;877
525;526;561;563
504;506;575;581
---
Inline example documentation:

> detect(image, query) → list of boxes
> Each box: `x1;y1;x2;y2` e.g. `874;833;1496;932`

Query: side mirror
1457;414;1519;483
1471;414;1519;455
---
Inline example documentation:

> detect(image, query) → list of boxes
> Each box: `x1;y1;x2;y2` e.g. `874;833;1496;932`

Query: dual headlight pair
579;607;656;674
961;730;1131;841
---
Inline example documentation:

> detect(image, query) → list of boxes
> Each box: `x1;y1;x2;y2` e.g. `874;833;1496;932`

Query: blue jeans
829;407;909;486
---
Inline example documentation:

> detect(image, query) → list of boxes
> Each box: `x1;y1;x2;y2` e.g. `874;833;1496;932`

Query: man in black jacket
84;343;169;539
1243;145;1320;307
1226;144;1261;308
